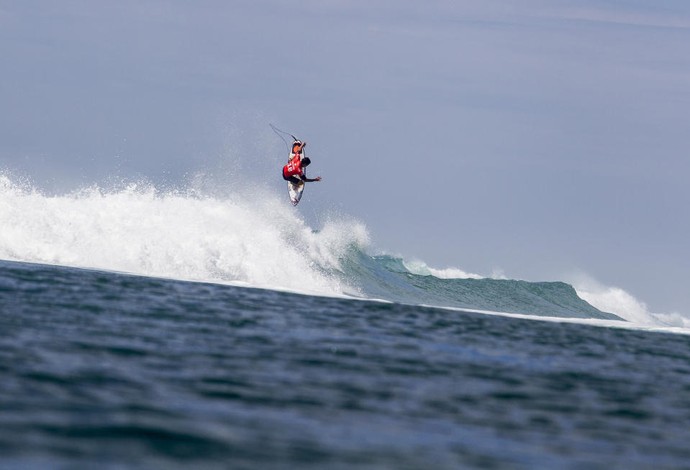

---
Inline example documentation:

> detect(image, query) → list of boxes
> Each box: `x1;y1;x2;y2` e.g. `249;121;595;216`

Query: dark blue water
2;260;690;469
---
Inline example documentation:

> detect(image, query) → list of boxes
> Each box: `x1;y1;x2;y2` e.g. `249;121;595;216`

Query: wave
0;174;671;324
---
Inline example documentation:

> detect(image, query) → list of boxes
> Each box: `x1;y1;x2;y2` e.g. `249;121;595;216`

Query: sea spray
0;175;363;295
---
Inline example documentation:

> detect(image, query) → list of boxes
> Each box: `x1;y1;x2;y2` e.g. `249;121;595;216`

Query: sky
1;0;689;314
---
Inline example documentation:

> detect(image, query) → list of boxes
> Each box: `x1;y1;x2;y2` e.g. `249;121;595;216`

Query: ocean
1;176;690;469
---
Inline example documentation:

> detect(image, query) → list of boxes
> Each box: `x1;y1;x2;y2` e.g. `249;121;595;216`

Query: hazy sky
1;0;689;314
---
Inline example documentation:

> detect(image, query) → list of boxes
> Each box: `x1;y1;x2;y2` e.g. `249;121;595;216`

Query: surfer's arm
303;176;321;182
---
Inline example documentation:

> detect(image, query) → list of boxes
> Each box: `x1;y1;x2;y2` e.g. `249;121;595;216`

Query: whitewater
0;174;685;331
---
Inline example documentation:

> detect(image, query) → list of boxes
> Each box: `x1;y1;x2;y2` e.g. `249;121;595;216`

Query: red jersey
283;154;304;178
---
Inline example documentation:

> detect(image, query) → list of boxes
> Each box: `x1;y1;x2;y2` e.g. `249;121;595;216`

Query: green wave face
337;253;622;321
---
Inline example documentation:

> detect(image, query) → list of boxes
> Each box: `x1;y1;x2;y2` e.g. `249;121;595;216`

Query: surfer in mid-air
270;123;322;205
282;140;322;186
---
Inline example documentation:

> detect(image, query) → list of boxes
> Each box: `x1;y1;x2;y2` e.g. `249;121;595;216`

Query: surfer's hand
315;176;321;181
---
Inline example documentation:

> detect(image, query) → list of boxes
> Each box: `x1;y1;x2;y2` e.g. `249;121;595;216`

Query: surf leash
269;124;299;152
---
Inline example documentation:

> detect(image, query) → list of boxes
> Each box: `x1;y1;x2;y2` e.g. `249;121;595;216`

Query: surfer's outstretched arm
304;176;322;182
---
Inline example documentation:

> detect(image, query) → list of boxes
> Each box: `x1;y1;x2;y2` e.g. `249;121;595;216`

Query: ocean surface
3;260;690;469
2;177;690;468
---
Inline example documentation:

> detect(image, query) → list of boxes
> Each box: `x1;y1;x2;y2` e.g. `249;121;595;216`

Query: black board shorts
282;172;303;185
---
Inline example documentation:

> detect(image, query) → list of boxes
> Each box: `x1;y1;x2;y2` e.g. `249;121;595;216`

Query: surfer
282;140;322;185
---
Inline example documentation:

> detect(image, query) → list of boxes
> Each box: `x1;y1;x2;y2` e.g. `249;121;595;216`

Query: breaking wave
0;174;680;325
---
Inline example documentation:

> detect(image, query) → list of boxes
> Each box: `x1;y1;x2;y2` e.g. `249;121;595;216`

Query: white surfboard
287;181;305;206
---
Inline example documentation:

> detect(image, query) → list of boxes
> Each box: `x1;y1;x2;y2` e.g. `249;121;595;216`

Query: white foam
570;273;690;328
0;175;368;297
403;259;483;279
